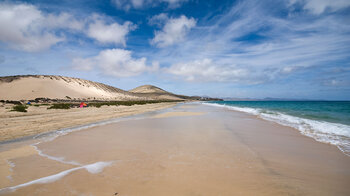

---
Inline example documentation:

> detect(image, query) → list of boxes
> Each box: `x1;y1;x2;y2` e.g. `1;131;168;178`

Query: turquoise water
205;101;350;156
210;101;350;125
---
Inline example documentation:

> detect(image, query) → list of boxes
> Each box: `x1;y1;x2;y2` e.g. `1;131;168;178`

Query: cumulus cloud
148;13;169;27
0;2;135;51
0;3;68;52
45;12;84;31
289;0;350;14
112;0;188;10
159;0;189;8
151;15;196;47
72;49;158;77
87;15;136;46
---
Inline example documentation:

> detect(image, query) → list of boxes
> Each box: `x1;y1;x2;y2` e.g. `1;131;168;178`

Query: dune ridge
0;75;189;101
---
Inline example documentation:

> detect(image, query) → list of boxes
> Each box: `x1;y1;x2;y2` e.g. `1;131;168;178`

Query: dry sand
0;102;177;142
0;104;349;195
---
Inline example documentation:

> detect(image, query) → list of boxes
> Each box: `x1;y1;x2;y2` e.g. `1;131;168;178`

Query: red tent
80;102;87;108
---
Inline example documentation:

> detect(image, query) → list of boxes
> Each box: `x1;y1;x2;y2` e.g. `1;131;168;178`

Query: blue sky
0;0;350;100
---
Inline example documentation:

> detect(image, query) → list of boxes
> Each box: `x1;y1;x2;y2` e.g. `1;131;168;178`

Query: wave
31;144;81;166
0;161;113;193
203;103;350;156
6;160;15;181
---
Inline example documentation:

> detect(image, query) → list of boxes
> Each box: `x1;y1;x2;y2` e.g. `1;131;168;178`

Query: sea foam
31;144;81;166
204;103;350;156
0;161;113;193
6;160;15;181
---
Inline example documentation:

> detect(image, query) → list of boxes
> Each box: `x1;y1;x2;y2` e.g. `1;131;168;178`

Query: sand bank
0;102;177;142
0;104;349;195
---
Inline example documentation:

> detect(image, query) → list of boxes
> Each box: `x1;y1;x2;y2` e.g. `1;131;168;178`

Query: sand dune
0;75;187;101
0;75;138;101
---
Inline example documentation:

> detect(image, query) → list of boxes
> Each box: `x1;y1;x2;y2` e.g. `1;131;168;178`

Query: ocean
204;101;350;156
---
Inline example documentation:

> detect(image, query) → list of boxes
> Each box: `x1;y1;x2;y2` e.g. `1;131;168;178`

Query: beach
0;103;349;195
0;102;177;142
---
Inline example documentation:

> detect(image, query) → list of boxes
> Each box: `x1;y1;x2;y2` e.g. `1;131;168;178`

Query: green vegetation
48;103;71;109
89;100;179;108
44;100;180;109
11;105;28;112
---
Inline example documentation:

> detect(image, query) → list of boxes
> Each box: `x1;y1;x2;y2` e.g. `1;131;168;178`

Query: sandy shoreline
0;102;177;142
0;103;349;195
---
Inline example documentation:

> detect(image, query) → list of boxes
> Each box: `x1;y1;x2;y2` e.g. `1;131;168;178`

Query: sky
0;0;349;100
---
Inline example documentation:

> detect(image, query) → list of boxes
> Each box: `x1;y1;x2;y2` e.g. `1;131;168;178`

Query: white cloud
72;49;158;77
45;12;84;31
148;13;169;26
0;3;66;52
166;58;250;82
145;0;350;84
112;0;188;10
160;0;188;8
151;15;196;47
290;0;350;14
0;2;135;51
87;15;135;46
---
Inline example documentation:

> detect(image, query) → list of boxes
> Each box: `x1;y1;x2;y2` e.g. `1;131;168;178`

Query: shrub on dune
11;105;28;112
48;103;71;109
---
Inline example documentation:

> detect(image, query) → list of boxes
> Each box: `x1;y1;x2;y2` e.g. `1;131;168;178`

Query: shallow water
206;101;350;156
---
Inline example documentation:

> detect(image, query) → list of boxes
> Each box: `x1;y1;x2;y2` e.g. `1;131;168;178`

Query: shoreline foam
0;161;113;193
203;102;350;156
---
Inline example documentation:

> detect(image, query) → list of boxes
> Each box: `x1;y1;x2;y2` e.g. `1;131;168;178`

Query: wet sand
0;104;349;195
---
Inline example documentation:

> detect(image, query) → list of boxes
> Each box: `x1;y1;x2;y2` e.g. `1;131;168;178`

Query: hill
129;85;189;100
129;85;169;94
